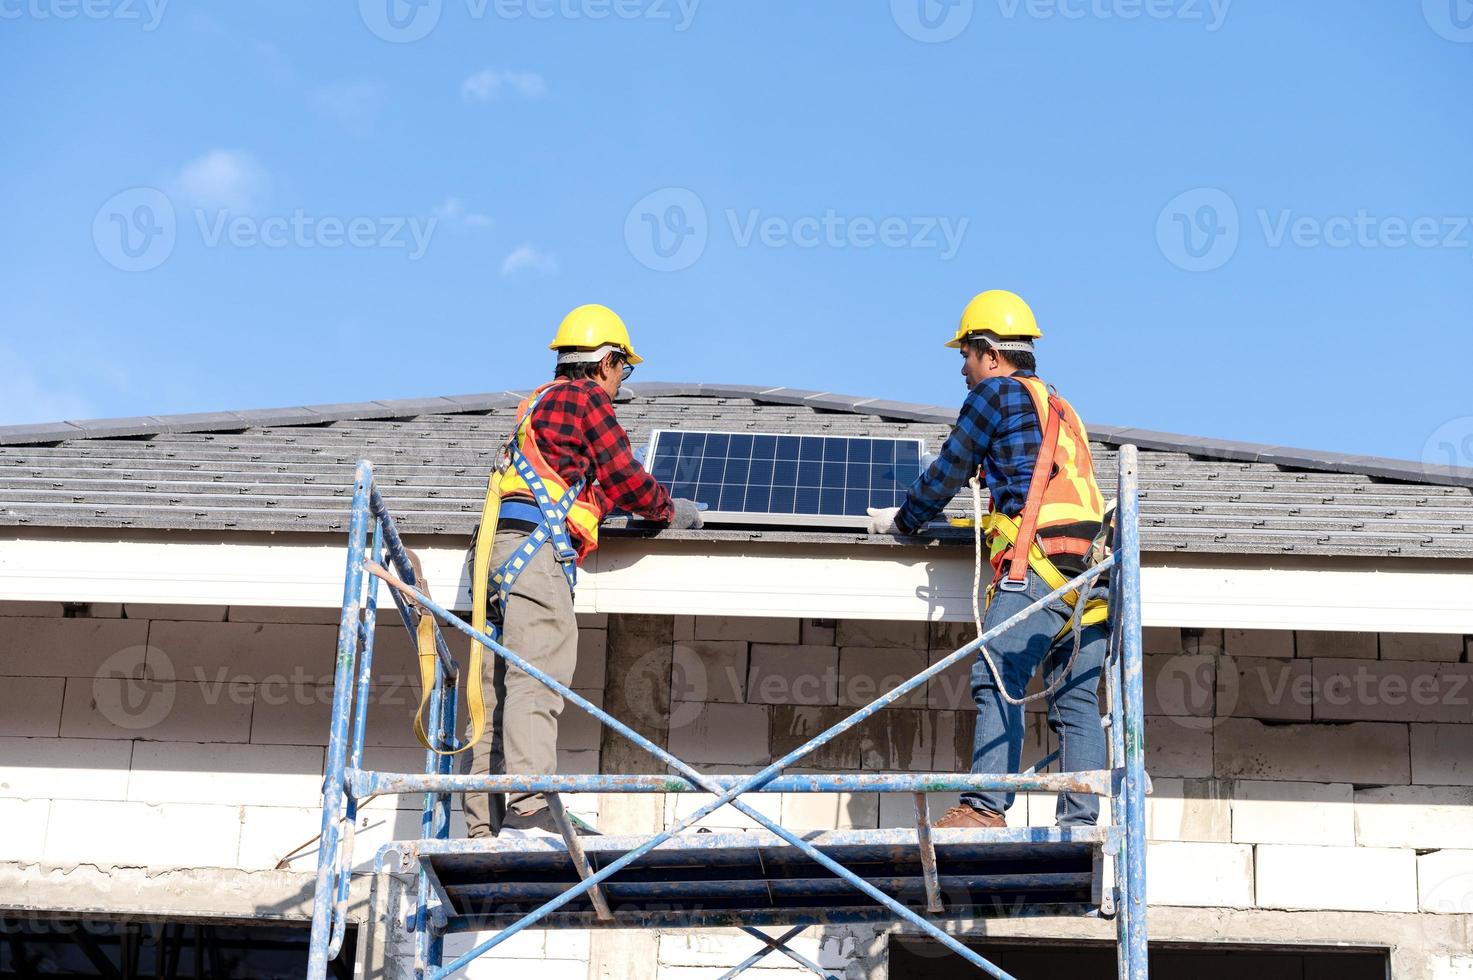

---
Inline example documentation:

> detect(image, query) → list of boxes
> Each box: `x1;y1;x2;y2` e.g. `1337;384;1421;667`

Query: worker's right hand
866;506;902;535
669;497;705;531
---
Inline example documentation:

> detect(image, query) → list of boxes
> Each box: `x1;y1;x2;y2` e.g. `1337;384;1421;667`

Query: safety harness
411;385;588;755
963;374;1114;711
979;377;1110;641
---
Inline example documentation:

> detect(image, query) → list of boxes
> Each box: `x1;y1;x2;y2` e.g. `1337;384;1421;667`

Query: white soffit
0;532;1469;634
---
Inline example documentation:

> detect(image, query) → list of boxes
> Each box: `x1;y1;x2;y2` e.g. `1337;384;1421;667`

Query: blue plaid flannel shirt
894;371;1043;535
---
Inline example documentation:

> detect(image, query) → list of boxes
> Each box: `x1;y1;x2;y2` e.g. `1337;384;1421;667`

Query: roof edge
1;381;1469;489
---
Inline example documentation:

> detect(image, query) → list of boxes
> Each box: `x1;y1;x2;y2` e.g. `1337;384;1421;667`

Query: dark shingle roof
1;382;1470;559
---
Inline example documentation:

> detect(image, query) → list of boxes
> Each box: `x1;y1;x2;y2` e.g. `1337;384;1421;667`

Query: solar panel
645;430;925;527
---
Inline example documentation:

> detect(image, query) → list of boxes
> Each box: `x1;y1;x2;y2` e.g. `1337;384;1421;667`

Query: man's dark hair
553;349;623;381
967;337;1036;374
554;359;601;381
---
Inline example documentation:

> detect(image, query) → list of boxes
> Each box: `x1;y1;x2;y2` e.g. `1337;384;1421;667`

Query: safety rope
969;475;1107;708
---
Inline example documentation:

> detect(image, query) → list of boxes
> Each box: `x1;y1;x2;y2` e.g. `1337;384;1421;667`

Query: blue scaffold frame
305;446;1150;980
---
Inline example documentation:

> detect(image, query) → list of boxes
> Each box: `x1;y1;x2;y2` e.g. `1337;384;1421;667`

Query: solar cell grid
646;430;924;526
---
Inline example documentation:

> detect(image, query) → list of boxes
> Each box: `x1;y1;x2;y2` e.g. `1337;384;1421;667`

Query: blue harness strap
485;392;585;640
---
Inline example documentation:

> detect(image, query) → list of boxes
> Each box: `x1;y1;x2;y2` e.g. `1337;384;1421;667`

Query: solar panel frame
643;429;925;528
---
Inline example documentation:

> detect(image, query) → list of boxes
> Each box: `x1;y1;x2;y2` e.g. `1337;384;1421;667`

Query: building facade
1;384;1470;978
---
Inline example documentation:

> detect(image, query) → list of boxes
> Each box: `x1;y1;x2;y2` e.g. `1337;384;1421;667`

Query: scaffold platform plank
413;827;1109;932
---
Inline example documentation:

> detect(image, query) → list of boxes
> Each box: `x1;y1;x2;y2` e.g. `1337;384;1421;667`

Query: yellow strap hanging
982;512;1109;640
412;467;501;755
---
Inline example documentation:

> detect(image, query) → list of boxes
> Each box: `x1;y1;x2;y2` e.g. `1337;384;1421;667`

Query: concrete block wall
0;600;607;977
3;599;1472;977
1140;625;1473;918
650;618;1473;976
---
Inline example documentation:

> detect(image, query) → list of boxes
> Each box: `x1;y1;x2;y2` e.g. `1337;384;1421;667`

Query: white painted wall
3;530;1472;632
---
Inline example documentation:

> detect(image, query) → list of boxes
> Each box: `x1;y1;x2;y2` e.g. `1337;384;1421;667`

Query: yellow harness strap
412;467;502;755
983;512;1109;640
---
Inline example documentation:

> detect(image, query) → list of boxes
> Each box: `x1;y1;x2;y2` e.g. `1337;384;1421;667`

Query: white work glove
866;506;902;535
669;498;705;531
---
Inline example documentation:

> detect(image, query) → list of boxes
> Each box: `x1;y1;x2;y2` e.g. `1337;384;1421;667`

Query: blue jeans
960;569;1108;826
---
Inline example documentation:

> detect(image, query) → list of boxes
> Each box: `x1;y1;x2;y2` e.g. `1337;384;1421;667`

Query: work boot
499;807;602;839
933;805;1007;830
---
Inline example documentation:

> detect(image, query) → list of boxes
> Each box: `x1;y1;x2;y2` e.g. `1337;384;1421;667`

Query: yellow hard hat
549;303;643;364
946;290;1041;348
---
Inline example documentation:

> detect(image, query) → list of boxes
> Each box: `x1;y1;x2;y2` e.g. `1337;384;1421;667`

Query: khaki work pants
463;528;579;838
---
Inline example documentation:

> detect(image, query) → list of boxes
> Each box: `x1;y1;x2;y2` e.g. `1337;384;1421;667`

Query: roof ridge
1;381;1469;489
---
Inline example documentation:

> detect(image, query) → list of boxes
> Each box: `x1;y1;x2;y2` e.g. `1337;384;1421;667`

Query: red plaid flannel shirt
522;379;673;531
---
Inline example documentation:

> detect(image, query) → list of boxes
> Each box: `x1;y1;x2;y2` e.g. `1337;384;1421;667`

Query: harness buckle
997;576;1030;593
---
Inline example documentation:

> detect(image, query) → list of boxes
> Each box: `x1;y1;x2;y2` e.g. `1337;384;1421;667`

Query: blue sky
2;1;1471;464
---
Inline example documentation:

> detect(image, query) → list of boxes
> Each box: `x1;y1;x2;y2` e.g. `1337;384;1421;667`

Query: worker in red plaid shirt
466;304;703;839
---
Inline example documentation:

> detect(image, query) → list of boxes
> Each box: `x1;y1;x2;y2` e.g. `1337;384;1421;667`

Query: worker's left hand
866;506;902;535
669;497;705;531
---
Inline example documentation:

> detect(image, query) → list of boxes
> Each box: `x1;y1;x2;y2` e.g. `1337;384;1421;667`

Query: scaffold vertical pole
1116;445;1149;978
307;459;373;980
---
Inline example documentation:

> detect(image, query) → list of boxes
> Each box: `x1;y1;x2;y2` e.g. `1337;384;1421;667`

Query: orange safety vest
496;380;604;563
983;375;1106;590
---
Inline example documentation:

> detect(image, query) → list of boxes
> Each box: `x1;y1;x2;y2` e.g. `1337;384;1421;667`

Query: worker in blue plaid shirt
868;290;1109;830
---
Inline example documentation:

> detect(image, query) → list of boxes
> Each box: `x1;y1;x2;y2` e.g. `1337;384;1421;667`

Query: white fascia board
0;530;1469;634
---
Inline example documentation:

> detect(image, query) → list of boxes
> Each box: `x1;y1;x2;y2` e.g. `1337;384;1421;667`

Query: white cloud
173;150;269;213
432;196;492;230
461;68;547;102
500;244;558;278
311;81;380;134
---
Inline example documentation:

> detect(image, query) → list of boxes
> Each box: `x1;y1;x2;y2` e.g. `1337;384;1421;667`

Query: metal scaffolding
305;446;1149;980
